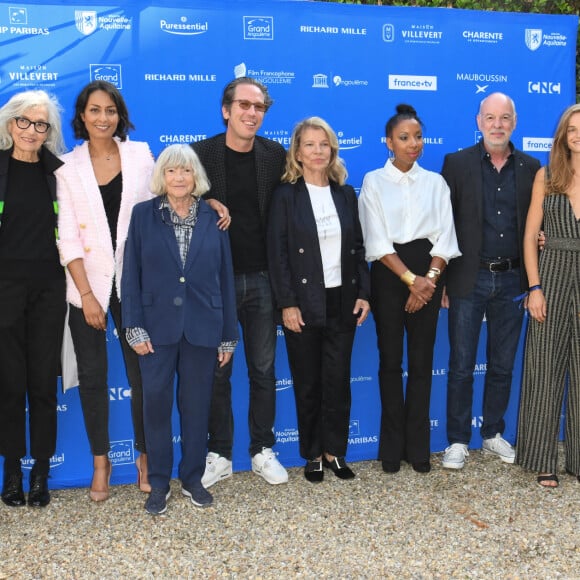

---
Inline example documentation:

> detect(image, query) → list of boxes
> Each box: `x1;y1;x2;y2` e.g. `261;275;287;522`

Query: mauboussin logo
109;440;134;466
243;16;273;40
90;64;122;89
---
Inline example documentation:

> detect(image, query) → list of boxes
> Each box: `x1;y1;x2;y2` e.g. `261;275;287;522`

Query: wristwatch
426;267;441;282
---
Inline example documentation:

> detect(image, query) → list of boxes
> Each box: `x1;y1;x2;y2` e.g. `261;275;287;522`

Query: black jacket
267;177;370;327
442;142;540;297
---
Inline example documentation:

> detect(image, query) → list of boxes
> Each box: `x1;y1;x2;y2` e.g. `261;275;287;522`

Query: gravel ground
1;447;580;579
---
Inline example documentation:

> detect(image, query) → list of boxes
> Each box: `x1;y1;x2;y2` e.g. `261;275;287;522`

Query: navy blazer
442;142;540;297
121;197;238;348
192;133;286;228
267;178;370;328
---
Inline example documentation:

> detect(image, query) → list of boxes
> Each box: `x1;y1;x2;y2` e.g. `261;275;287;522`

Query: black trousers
371;239;442;465
68;290;145;456
0;277;66;465
283;287;356;460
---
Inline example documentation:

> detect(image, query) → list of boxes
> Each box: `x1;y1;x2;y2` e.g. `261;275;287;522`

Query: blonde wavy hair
282;117;347;185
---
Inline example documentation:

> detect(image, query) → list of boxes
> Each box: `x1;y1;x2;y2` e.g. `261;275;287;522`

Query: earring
388;149;394;160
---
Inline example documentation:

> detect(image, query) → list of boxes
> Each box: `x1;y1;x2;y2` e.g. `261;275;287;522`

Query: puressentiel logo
21;453;65;470
243;16;273;40
388;74;437;91
90;64;122;89
159;16;207;36
109;440;134;466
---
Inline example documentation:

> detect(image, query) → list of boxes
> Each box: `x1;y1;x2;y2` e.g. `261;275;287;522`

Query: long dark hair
72;81;135;141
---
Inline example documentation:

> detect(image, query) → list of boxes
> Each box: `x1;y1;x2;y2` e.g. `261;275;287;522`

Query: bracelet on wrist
426;267;441;282
400;270;416;287
528;284;542;293
80;290;93;298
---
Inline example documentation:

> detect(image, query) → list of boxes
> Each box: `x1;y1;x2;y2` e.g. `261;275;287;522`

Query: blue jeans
446;267;524;445
208;271;277;458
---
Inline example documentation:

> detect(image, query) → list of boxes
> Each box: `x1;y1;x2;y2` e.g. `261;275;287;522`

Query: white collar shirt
358;158;461;263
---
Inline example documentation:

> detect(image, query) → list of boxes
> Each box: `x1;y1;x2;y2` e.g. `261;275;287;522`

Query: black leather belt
480;258;520;272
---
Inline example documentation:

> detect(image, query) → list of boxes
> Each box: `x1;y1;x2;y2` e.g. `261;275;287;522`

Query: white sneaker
201;452;233;488
251;447;288;485
482;433;515;464
442;443;469;469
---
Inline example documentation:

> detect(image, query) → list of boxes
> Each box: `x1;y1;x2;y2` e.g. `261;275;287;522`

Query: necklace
89;143;118;161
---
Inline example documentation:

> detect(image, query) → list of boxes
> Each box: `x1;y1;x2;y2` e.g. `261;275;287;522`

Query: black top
480;143;518;260
100;172;122;251
0;157;63;280
225;146;267;273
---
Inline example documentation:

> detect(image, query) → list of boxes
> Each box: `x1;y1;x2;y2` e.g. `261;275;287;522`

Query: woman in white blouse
358;104;460;474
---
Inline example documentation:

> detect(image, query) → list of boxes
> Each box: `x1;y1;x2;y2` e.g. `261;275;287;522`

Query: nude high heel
135;454;151;493
89;455;112;502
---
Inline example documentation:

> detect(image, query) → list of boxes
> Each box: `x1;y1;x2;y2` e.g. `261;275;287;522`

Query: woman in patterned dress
516;103;580;488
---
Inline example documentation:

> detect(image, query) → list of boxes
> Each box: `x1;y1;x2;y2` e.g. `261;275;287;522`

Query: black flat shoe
322;457;355;480
2;473;25;507
412;462;431;474
28;475;50;507
304;460;323;483
381;460;400;474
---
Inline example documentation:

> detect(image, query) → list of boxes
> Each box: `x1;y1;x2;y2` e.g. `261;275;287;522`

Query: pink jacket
56;138;155;310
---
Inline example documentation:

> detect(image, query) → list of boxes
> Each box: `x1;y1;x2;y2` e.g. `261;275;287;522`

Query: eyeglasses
232;99;268;113
13;116;51;133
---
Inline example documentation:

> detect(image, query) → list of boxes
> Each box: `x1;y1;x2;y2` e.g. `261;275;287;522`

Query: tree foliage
321;0;579;100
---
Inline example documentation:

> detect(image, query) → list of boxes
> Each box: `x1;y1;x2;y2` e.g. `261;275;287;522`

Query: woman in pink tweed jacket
56;81;154;501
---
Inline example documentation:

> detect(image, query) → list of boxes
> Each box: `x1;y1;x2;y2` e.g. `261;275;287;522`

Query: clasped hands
405;276;436;314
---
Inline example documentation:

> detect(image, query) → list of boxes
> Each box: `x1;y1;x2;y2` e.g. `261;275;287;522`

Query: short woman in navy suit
122;145;238;514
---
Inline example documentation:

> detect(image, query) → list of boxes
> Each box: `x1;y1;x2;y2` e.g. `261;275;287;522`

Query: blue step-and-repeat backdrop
0;0;577;488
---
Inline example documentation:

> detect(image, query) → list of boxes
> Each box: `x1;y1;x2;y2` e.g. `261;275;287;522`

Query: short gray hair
150;144;210;198
0;90;65;155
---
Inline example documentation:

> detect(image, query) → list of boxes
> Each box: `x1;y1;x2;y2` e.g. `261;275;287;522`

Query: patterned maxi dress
516;193;580;475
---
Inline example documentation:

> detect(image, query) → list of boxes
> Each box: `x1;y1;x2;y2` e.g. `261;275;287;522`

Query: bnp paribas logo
76;10;97;36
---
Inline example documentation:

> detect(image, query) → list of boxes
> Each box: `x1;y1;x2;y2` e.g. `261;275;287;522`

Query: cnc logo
109;386;132;401
528;81;560;95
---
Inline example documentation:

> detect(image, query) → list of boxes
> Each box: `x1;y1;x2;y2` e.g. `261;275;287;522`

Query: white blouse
358;159;461;263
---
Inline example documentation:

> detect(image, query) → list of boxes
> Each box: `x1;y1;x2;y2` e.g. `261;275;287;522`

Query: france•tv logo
90;64;122;89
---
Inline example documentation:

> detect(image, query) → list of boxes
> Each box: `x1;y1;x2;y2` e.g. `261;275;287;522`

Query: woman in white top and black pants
358;105;460;474
267;117;370;483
